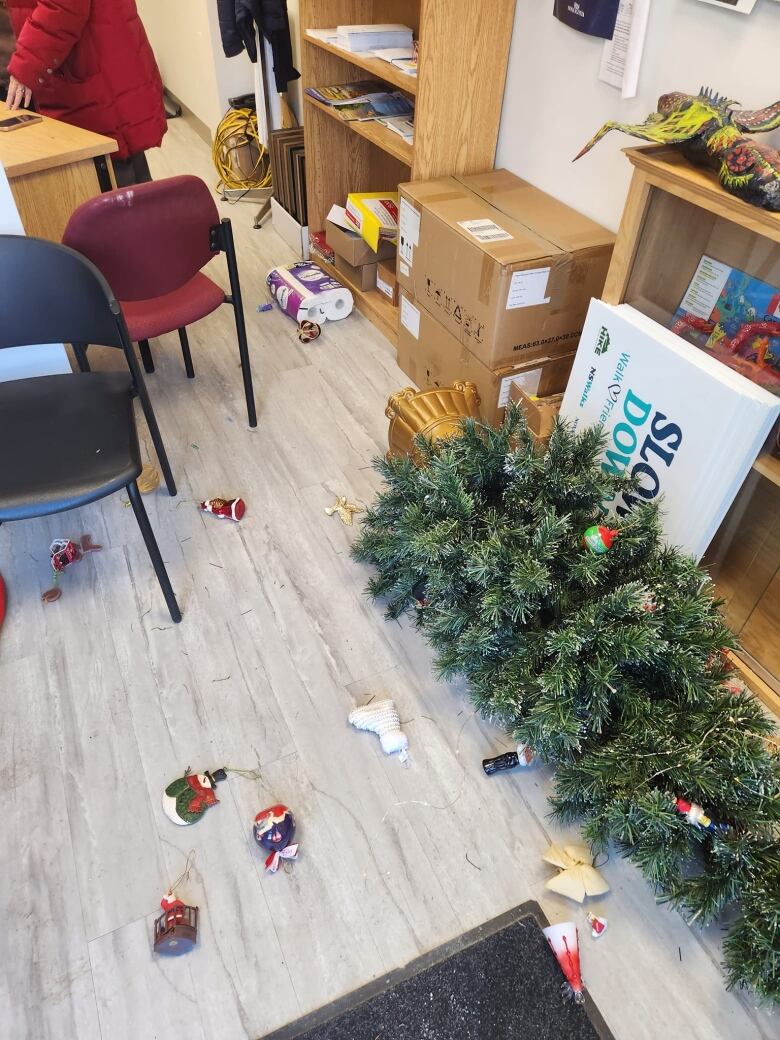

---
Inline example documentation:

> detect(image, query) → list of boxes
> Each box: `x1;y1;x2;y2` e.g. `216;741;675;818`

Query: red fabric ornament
543;921;585;1003
50;539;82;573
200;497;246;522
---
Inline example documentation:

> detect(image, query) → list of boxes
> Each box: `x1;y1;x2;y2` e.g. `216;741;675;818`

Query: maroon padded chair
63;175;257;427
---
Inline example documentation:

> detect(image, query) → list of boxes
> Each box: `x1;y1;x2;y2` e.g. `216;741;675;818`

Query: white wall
137;0;254;132
496;0;780;231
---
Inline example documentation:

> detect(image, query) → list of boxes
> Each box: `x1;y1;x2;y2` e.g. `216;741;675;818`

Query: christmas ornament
297;319;321;343
162;768;228;826
543;921;585;1003
254;804;299;872
586;912;608;939
386;382;482;463
154;891;199;955
638;590;657;613
200;497;246;522
43;535;103;603
542;844;610;903
138;463;161;495
582;525;619;554
348;699;409;761
482;743;535;776
324;496;361;526
153;852;198;955
674;798;728;834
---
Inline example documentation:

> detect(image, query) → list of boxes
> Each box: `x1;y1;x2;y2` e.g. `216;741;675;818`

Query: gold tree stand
386;382;481;462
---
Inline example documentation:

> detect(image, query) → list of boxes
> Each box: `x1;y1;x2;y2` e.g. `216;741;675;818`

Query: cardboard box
271;197;309;260
326;218;396;266
335;252;377;291
397;290;575;426
376;260;398;304
508;382;562;441
397;170;614;369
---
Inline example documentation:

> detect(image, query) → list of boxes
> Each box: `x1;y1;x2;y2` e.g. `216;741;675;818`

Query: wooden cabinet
299;0;517;343
603;145;780;711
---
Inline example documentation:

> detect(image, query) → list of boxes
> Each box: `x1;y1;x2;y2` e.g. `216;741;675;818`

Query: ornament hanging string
168;849;196;895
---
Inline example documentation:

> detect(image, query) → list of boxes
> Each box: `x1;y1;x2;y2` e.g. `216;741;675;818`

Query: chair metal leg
138;339;155;374
221;219;257;427
126;481;182;623
178;327;195;378
73;343;91;372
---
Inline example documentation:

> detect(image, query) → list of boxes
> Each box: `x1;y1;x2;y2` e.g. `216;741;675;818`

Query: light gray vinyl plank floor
0;115;776;1040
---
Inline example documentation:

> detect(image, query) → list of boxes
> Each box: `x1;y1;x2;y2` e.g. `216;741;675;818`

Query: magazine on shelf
306;84;413;122
371;47;418;76
305;81;387;104
671;255;780;396
375;115;414;143
560;299;780;560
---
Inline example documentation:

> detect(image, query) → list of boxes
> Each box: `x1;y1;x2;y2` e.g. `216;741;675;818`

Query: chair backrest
0;235;128;350
62;175;221;302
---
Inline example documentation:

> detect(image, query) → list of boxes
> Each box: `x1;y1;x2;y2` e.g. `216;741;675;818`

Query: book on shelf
671;255;780;396
345;192;399;251
305;81;387;104
371;47;418;76
560;299;780;561
375;115;414;143
305;84;413;122
335;24;414;52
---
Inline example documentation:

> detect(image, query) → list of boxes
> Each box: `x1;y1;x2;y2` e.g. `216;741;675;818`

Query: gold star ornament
324;496;361;526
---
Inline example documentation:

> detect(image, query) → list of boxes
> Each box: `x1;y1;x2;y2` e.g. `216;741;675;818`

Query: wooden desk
0;102;116;241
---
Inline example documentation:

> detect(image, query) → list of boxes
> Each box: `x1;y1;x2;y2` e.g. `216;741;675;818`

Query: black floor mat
262;902;613;1040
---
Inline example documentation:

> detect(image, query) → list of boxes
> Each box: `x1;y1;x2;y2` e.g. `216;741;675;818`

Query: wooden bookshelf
299;0;517;344
603;145;780;710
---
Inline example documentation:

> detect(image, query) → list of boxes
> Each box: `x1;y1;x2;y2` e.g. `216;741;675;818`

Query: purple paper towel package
267;262;354;323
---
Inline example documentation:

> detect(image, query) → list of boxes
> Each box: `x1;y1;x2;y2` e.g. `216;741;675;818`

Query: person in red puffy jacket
5;0;166;185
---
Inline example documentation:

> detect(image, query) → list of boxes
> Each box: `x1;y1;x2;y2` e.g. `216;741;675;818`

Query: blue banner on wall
553;0;620;39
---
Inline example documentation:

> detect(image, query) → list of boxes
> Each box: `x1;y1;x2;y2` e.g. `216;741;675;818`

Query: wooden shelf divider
304;33;418;96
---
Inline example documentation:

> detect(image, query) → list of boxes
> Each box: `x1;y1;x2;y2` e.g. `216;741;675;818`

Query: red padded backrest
63;175;220;302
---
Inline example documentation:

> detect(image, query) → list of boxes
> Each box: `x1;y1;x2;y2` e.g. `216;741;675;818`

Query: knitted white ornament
348;699;409;762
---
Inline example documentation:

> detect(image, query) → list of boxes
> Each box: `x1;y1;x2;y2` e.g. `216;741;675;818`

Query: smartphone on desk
0;112;43;132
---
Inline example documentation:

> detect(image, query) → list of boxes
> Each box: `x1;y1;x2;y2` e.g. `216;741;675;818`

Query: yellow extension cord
212;107;272;193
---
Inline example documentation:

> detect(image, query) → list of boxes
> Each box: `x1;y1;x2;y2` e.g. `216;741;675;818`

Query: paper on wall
598;0;650;99
400;295;420;338
399;198;420;266
507;267;551;310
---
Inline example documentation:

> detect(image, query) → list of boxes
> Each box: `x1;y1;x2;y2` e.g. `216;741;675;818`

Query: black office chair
0;235;182;623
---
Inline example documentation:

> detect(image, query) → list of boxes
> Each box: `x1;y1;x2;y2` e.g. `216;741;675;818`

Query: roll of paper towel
267;262;353;323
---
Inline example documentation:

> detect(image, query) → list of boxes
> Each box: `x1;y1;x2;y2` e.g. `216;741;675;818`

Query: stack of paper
336;24;414;52
560;299;780;560
372;47;417;76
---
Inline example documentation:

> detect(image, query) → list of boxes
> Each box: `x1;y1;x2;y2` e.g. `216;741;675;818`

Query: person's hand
6;75;32;110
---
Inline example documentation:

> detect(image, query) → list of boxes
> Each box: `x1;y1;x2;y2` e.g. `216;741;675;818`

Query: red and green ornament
582;525;619;554
162;768;228;826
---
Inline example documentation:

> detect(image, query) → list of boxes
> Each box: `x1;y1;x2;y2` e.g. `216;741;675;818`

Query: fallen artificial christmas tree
352;404;780;1003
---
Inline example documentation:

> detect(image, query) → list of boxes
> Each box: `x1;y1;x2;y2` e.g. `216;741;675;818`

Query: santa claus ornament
254;804;299;872
543;921;585;1003
162;768;228;826
200;497;246;522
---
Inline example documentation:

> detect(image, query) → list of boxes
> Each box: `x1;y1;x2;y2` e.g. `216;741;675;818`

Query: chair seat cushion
122;273;225;341
0;372;142;521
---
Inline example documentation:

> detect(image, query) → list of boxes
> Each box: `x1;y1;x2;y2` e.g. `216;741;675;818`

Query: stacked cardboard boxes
395;169;615;425
326;215;396;292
